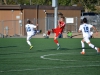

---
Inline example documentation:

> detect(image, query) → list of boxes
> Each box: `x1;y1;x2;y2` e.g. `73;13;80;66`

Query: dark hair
61;16;65;19
27;20;31;24
60;16;65;21
83;18;87;23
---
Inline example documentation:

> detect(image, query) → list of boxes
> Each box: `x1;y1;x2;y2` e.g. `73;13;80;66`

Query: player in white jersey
79;18;100;54
25;20;38;50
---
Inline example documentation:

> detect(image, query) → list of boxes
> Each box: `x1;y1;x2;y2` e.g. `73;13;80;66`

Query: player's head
27;20;31;24
60;16;65;21
83;18;88;23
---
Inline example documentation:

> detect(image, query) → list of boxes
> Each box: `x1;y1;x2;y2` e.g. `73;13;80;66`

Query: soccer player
25;20;38;50
67;30;72;38
47;16;66;50
78;18;100;54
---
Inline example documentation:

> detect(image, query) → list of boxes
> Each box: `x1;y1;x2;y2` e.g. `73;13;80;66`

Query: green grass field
0;38;100;75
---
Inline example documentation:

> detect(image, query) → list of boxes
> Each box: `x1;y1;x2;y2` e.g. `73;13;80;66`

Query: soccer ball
43;33;49;38
43;33;46;37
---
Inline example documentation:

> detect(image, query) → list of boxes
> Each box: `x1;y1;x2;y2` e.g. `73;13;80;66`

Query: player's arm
78;30;81;33
59;22;65;28
58;20;61;28
92;25;98;35
61;23;65;28
78;26;82;33
32;24;38;28
92;26;98;32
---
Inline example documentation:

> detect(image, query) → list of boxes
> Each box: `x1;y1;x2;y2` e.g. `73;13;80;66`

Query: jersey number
26;27;31;32
84;27;89;32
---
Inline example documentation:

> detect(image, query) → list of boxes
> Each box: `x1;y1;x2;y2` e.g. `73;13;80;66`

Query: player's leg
34;30;42;35
36;30;42;34
27;35;33;50
46;30;52;36
46;30;51;38
46;28;56;36
85;38;100;53
80;39;85;54
54;33;60;50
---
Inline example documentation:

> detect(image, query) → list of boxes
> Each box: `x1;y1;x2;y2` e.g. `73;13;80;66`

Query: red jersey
58;21;65;33
52;21;65;37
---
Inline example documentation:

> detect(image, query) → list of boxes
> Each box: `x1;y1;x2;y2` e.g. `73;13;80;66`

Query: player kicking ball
79;18;100;54
46;16;65;50
25;20;40;50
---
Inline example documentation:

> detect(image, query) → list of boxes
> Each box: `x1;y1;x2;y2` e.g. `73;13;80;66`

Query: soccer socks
54;39;60;50
27;40;32;46
54;39;58;43
89;43;98;51
47;30;51;36
81;41;85;52
81;41;85;48
54;39;59;46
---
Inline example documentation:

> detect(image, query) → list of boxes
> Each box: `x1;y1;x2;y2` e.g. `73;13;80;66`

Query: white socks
81;41;85;52
81;41;85;48
89;43;98;51
57;43;60;46
81;41;98;52
27;40;31;46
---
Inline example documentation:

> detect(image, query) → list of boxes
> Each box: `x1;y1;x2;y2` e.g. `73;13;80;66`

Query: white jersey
25;24;37;35
79;23;93;38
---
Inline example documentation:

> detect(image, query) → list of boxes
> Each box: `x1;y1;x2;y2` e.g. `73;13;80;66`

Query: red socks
47;30;51;35
54;39;58;44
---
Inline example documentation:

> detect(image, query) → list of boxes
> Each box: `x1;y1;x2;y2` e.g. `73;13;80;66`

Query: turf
0;38;100;75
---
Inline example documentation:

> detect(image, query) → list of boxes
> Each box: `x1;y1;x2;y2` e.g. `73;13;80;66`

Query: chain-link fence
0;20;22;37
0;21;3;37
0;16;100;38
83;16;100;31
65;17;79;32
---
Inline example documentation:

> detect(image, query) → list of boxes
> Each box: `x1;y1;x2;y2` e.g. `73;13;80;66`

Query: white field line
40;53;76;61
40;53;100;62
0;53;100;73
0;65;100;73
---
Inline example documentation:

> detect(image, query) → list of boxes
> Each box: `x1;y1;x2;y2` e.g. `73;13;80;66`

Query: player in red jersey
47;16;66;50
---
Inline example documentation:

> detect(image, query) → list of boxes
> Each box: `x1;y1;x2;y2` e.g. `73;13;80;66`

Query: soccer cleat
39;30;42;33
80;51;85;55
57;45;60;50
97;48;100;53
30;46;33;50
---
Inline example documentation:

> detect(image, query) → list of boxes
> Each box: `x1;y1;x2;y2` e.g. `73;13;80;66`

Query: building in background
0;5;83;36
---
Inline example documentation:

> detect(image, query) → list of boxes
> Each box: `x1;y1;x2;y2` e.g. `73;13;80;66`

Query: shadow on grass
0;51;32;55
0;46;17;48
0;47;93;55
32;47;92;52
72;34;82;38
59;47;92;50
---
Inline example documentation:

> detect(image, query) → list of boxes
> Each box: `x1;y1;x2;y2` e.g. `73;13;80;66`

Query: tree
72;0;98;12
4;0;7;5
82;0;97;12
31;0;52;5
0;0;99;13
0;0;7;5
58;0;70;6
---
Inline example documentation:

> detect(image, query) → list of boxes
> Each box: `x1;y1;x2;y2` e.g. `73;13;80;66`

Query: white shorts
83;37;90;43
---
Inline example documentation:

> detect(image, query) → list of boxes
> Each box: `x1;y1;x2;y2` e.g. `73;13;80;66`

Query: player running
78;18;100;54
47;16;66;50
25;20;39;50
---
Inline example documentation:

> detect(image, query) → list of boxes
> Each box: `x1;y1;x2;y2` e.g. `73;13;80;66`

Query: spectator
67;30;72;38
